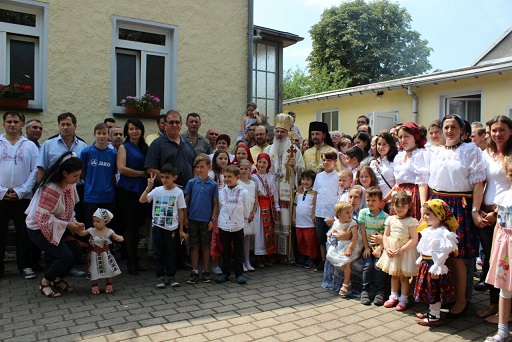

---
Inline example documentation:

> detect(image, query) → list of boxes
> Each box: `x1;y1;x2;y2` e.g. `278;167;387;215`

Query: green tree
308;0;432;88
283;66;349;100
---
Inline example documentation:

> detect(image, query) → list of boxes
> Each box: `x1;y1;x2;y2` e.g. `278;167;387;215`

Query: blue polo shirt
184;176;219;222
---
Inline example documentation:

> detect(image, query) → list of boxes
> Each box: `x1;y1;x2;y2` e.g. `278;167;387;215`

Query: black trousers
219;228;244;277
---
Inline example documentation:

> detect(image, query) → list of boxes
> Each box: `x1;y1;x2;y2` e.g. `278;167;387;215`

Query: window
317;109;339;131
440;91;481;122
252;42;278;125
112;17;177;113
0;2;48;109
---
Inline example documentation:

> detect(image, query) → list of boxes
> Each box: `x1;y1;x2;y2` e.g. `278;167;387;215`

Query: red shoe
396;301;408;311
384;298;398;308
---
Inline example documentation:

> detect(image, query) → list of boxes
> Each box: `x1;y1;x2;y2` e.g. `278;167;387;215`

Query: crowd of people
1;108;511;341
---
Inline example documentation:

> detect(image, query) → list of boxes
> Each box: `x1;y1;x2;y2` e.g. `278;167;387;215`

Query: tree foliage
283;66;349;100
307;0;432;88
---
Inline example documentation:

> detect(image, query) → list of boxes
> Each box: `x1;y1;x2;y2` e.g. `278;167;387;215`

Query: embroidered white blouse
370;156;395;196
393;148;429;186
416;226;458;275
427;142;486;192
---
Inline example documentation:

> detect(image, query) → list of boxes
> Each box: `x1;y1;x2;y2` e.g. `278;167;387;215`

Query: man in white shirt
0;112;39;279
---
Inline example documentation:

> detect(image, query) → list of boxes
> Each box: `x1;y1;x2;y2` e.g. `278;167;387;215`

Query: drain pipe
247;0;255;103
408;86;418;123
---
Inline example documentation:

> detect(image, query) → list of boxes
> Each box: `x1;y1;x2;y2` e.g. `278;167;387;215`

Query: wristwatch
471;207;478;212
210;218;217;223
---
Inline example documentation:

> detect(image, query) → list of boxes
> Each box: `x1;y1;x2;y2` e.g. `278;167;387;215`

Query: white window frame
111;17;177;114
316;108;339;131
0;0;48;110
438;89;482;121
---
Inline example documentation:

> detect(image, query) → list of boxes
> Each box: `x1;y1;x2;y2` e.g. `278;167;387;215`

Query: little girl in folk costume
77;208;123;294
252;153;280;267
485;157;512;342
325;202;362;298
238;160;259;272
414;199;459;326
377;191;419;311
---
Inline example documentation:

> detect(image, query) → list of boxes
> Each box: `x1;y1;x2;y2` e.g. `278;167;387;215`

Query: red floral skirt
259;195;276;255
414;258;456;304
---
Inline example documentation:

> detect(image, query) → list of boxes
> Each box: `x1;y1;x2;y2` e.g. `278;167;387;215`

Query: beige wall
286;71;512;137
21;0;248;144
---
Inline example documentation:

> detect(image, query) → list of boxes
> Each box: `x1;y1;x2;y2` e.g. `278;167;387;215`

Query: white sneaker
245;263;255;272
211;266;222;275
243;263;248;272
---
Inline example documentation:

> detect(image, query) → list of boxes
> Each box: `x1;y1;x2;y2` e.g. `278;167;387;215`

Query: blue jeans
152;226;177;278
362;254;385;294
27;229;74;281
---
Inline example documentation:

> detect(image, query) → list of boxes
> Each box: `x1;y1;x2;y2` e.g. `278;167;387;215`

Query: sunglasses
166;120;181;125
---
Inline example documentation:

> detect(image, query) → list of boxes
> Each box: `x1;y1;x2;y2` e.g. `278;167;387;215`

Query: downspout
247;0;262;103
247;0;254;103
408;86;418;123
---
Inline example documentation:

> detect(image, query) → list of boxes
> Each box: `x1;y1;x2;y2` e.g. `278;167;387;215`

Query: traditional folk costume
414;199;459;326
264;113;304;257
87;209;121;281
427;139;485;260
252;155;280;256
208;170;225;259
486;190;512;292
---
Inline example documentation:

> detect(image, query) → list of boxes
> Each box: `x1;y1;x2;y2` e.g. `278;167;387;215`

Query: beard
273;135;291;159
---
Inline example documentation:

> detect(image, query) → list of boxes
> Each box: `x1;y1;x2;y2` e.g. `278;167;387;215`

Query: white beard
273;136;291;160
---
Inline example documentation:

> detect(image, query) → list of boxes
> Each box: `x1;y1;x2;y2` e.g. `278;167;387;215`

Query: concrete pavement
0;259;500;341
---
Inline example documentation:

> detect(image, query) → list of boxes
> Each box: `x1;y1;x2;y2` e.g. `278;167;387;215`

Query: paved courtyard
0;258;499;342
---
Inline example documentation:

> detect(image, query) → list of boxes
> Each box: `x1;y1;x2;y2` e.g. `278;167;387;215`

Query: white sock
498;323;508;337
429;302;441;318
192;270;198;274
244;236;251;264
398;295;408;304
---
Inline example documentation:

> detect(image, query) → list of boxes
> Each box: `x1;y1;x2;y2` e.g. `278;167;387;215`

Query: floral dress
486;190;512;291
88;228;121;281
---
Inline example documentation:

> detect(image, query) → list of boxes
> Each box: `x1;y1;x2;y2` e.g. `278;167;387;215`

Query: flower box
0;98;29;109
125;106;161;117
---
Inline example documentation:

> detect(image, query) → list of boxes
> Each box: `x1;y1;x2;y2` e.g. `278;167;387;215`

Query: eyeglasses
166;120;181;125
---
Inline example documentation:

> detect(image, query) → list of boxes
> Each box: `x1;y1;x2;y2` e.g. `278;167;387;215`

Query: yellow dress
376;216;419;277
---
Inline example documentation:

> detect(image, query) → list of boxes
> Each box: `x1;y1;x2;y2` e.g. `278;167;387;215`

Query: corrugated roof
284;58;512;106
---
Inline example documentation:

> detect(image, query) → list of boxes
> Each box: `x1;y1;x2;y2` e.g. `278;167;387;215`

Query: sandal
105;282;113;294
338;283;351;298
417;312;442;326
53;278;74;293
485;333;508;342
416;312;429;319
478;305;499;318
485;313;512;324
39;281;61;298
91;283;100;295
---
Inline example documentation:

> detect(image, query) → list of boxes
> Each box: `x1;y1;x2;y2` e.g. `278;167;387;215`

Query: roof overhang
254;25;303;48
284;58;512;105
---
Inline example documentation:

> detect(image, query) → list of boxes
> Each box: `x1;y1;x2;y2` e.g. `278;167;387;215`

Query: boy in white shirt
215;165;251;285
312;151;339;272
139;164;187;288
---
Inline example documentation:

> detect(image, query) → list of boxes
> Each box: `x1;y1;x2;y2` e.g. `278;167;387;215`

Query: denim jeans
152;226;177;278
362;254;385;294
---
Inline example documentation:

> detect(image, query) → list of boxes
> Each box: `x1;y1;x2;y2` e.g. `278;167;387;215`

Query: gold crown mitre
274;113;294;131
